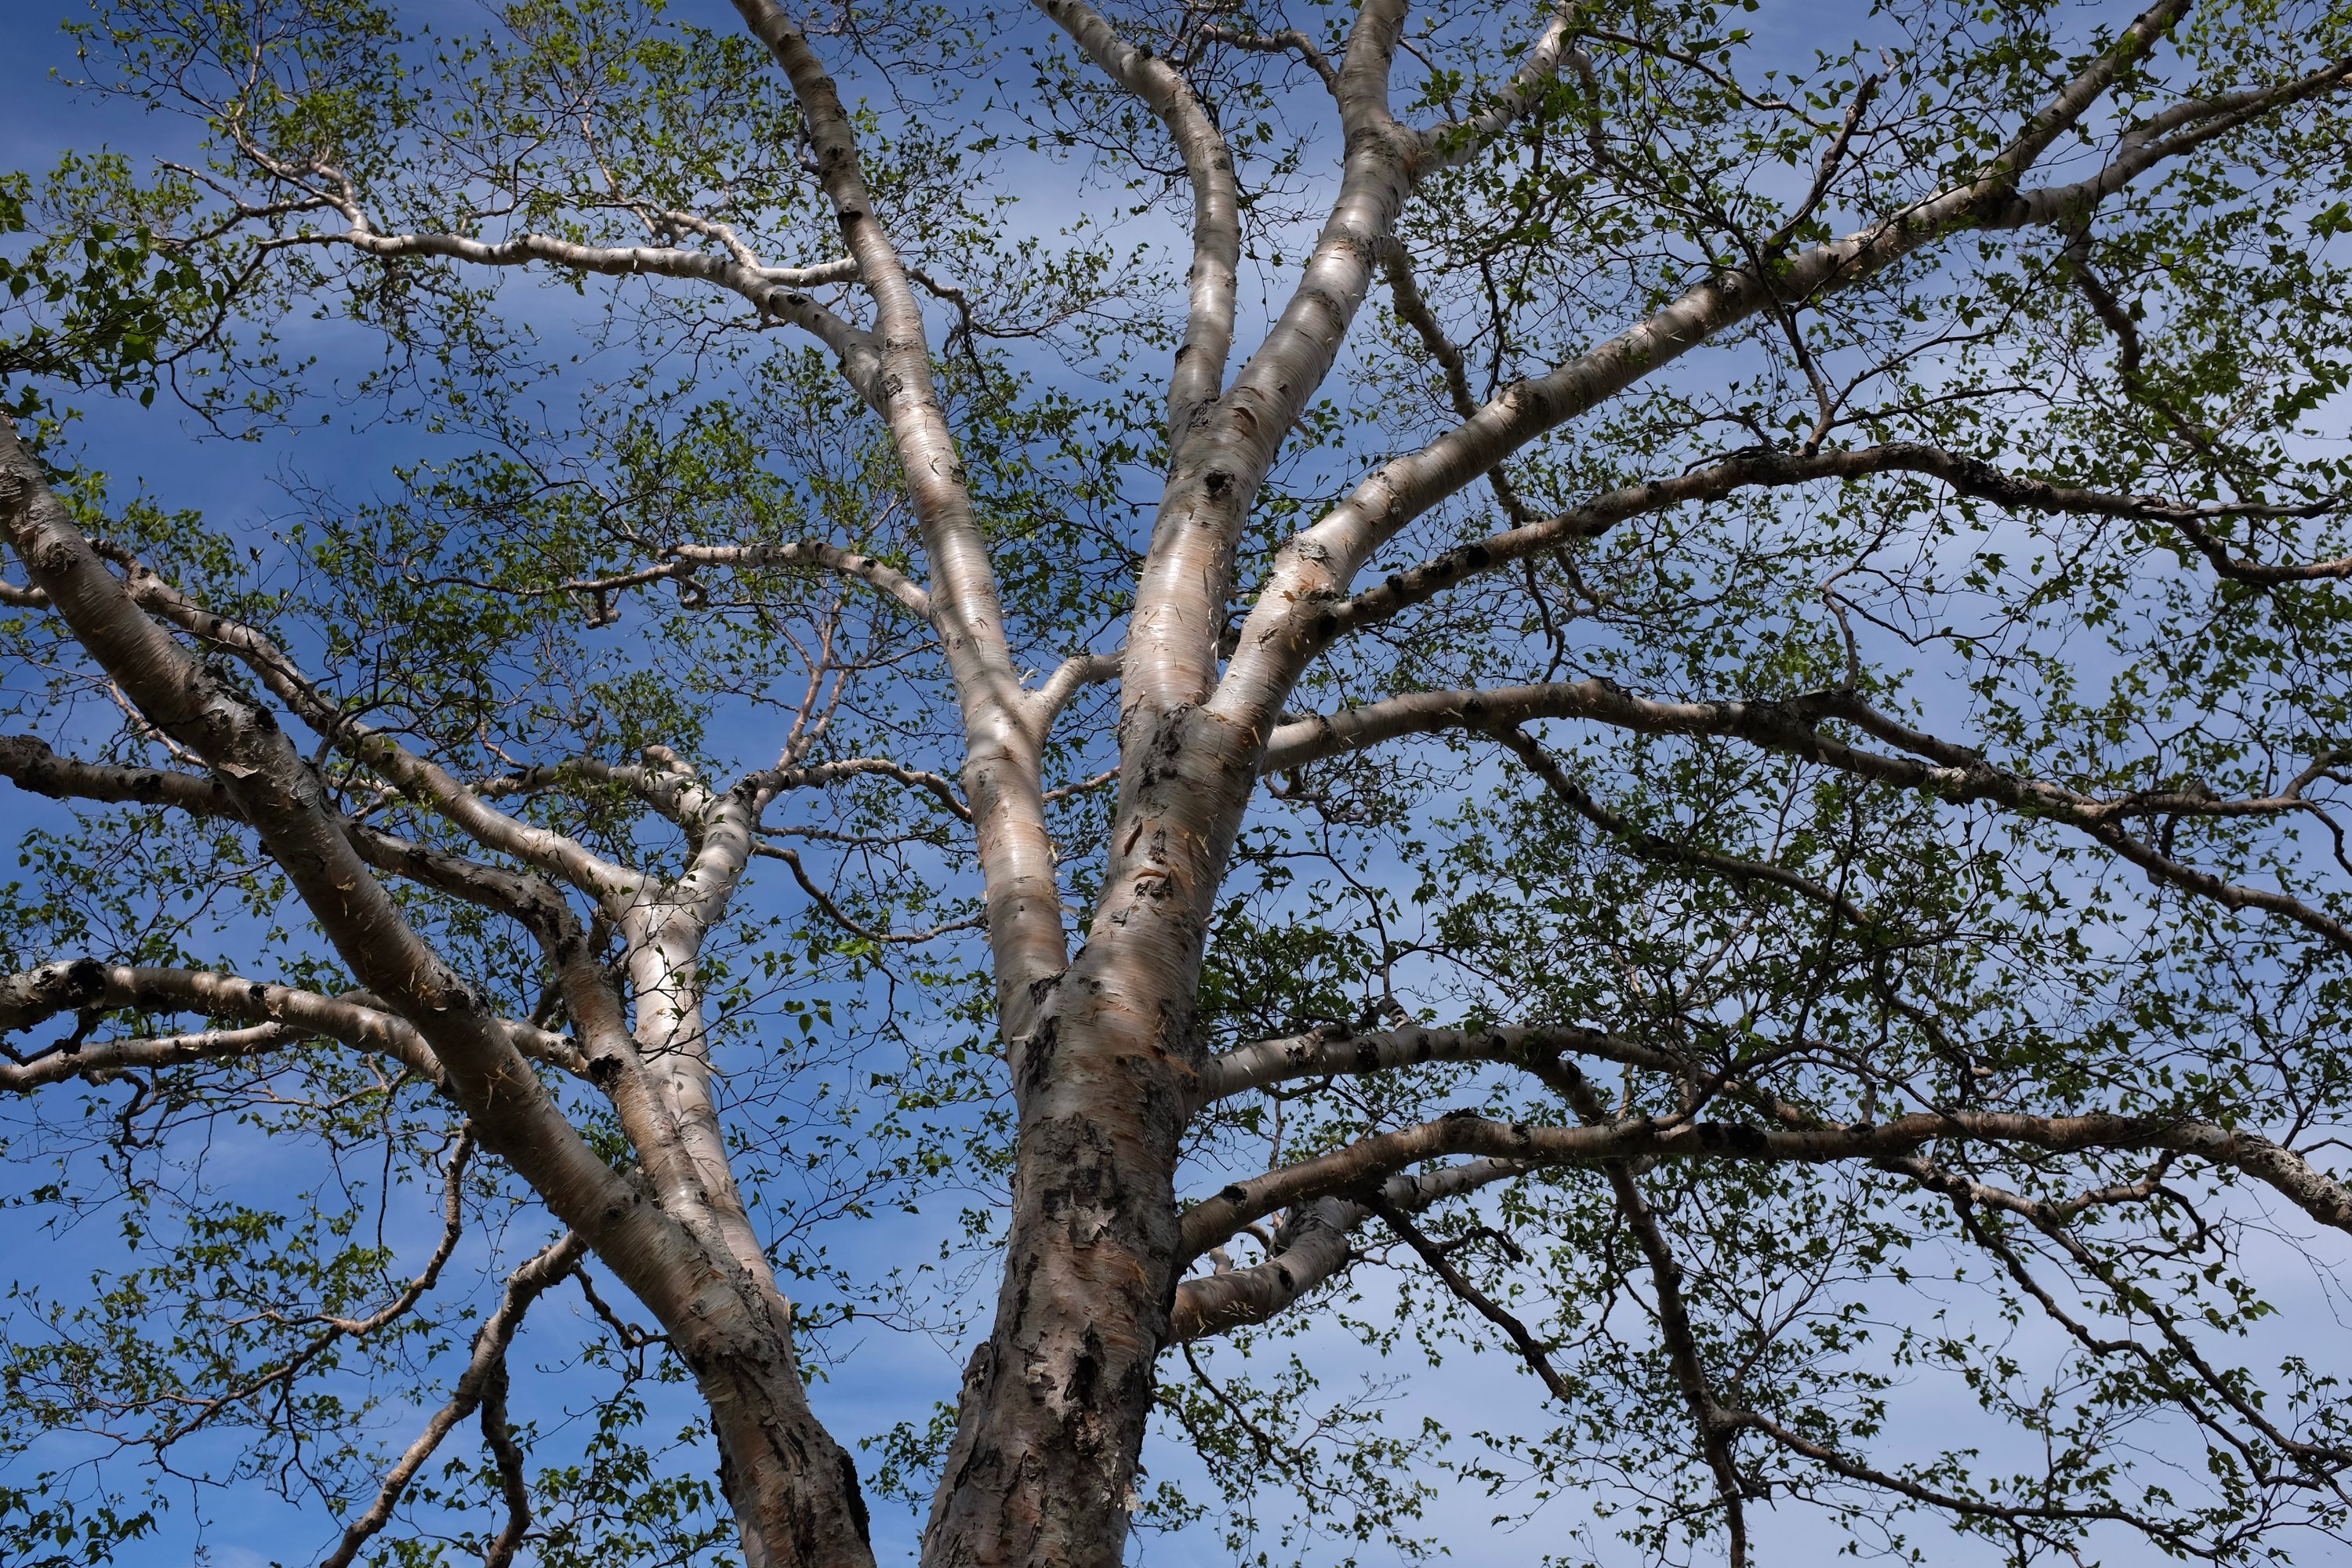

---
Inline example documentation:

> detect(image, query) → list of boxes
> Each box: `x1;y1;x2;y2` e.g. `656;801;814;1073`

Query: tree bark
921;688;1277;1565
0;416;874;1568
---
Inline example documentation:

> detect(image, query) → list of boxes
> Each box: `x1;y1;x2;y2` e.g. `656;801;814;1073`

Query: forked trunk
920;710;1258;1566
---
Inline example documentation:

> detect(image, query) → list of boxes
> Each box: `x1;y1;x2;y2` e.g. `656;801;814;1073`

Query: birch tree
5;0;2352;1562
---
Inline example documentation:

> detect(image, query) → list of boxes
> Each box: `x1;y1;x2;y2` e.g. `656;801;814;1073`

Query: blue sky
5;2;2348;1565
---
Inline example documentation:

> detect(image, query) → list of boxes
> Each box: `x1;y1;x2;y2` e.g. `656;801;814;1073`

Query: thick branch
0;960;585;1087
1304;441;2349;649
1171;1157;1521;1340
1216;0;2351;724
725;0;1009;684
730;0;1065;1037
1417;2;1581;168
1196;1019;1682;1105
1264;680;2352;955
272;227;884;402
1178;1109;2352;1258
1039;0;1240;446
2;962;425;1089
1;416;769;1374
1028;649;1121;739
1117;0;1414;714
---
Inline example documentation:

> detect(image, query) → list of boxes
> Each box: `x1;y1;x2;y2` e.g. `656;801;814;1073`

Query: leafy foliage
5;0;2352;1563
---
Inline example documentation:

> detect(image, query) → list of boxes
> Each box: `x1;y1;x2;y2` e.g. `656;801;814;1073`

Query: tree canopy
4;0;2352;1563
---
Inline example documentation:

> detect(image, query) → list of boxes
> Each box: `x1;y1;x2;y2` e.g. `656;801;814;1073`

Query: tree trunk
921;709;1257;1566
671;1270;878;1568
